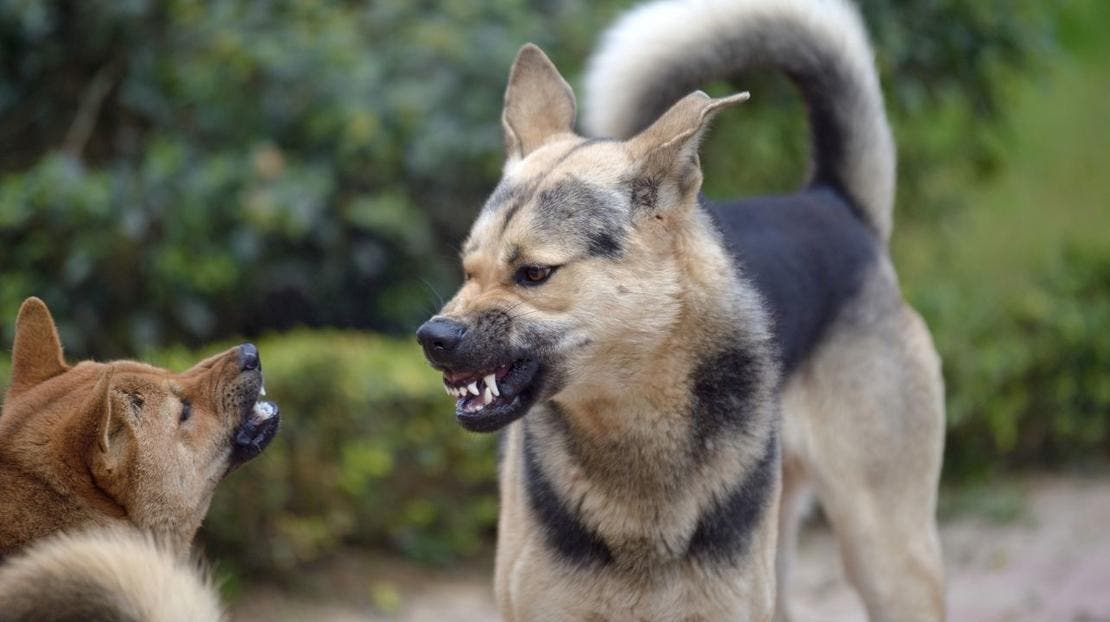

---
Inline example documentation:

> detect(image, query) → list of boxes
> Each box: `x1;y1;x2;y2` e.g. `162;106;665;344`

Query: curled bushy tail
583;0;896;240
0;527;223;622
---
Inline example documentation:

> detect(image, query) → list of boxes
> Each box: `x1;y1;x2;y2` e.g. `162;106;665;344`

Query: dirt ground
230;476;1110;622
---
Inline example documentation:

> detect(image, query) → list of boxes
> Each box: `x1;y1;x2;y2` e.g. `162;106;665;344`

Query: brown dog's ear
502;44;577;161
627;91;749;199
91;370;117;453
10;297;68;394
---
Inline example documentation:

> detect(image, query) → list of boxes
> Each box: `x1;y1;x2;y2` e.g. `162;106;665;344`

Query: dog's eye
515;265;555;286
180;400;192;423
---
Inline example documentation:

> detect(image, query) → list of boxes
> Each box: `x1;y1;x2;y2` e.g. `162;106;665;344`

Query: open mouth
230;379;280;466
442;359;541;432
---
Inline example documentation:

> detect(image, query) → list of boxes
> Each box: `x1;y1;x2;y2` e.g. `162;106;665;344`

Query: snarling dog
0;297;280;620
416;0;946;619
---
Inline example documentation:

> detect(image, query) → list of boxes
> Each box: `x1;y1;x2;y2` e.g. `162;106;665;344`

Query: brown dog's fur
0;297;268;555
0;297;277;620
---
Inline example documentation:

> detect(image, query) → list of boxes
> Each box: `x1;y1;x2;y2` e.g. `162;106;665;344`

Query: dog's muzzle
229;343;280;465
416;319;546;433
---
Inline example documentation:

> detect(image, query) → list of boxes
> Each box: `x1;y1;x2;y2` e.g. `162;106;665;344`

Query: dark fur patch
689;345;763;451
686;430;778;563
706;188;877;377
486;179;540;235
523;424;613;567
630;177;660;212
586;231;621;258
428;308;516;372
535;178;625;259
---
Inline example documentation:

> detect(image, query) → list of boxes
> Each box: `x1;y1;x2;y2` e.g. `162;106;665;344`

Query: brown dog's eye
180;400;192;423
515;265;555;286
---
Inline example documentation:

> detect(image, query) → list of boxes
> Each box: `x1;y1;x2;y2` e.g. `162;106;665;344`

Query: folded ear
627;91;749;198
10;297;68;394
502;44;577;161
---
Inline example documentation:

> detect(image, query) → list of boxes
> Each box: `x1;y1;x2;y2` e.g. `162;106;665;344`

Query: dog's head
417;45;747;432
0;297;280;551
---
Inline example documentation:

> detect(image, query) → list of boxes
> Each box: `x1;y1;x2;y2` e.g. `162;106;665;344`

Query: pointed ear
91;370;116;453
10;297;68;394
627;91;749;196
502;44;577;161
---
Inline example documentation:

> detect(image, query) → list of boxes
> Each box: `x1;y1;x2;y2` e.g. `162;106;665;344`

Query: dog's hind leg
772;450;812;622
788;282;946;621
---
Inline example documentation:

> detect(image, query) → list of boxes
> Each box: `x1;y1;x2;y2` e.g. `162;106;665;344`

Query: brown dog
0;297;280;619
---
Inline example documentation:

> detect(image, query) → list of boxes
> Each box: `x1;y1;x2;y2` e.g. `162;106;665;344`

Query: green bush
934;244;1110;479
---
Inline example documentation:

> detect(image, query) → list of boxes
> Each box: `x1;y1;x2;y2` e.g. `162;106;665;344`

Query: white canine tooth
483;386;492;404
485;374;499;397
467;382;479;396
260;385;267;397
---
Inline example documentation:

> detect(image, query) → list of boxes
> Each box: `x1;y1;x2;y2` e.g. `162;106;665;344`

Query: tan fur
0;526;223;622
428;35;945;621
429;46;781;621
775;263;945;622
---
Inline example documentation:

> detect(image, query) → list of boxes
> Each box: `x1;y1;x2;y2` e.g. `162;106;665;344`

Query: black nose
239;343;260;371
416;318;467;363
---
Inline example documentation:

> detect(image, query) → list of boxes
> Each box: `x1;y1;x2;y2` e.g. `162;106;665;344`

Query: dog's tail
0;526;224;622
583;0;895;241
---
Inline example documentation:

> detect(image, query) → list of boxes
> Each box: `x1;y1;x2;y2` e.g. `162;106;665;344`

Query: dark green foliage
0;0;606;357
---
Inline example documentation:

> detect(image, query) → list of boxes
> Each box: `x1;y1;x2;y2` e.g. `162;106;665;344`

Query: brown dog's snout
238;343;260;372
416;318;467;366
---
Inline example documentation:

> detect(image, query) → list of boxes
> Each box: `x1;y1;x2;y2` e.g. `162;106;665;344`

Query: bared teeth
484;373;499;397
443;367;511;407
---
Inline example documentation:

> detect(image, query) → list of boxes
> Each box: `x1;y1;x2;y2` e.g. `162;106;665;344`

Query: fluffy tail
0;527;223;622
583;0;896;241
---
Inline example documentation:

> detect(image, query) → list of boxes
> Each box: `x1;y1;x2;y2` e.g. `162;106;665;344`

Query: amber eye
515;265;555;286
